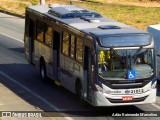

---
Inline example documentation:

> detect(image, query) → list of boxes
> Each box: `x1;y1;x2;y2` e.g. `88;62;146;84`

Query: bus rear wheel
40;60;47;82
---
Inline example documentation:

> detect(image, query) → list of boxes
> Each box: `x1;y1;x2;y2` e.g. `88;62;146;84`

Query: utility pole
40;0;45;5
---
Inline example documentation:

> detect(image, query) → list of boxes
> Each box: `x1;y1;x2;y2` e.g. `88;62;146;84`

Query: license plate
122;96;133;101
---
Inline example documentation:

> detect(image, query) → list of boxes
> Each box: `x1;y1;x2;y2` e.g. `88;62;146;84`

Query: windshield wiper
132;47;142;62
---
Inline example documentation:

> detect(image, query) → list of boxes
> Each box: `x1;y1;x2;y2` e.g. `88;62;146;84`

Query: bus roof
27;4;149;37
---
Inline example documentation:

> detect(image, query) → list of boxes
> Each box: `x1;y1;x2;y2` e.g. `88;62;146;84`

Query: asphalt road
0;12;160;120
0;13;24;41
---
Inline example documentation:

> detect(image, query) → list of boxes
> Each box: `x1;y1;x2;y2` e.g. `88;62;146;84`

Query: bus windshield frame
97;48;155;81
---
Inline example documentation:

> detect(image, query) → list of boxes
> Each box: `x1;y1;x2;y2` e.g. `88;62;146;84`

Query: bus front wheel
76;81;86;105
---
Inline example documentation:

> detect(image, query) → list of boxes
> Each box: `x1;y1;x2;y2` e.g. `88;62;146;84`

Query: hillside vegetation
0;0;160;30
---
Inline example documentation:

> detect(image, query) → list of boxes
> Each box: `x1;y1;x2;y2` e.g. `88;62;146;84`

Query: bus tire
76;80;86;105
40;60;47;82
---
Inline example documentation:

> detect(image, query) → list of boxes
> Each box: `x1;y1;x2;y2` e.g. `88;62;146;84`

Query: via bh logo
127;70;136;80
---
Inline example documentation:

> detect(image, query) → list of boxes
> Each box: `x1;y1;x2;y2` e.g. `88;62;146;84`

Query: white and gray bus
24;4;157;106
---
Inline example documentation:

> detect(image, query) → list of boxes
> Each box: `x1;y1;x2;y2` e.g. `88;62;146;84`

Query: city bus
24;4;157;106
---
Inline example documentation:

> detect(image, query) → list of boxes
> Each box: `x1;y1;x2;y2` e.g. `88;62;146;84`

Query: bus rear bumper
93;89;156;106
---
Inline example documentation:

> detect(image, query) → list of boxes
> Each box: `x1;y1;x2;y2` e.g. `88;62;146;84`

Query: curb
0;10;25;18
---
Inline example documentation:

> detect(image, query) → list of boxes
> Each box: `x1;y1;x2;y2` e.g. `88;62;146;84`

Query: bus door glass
84;46;93;101
53;30;61;79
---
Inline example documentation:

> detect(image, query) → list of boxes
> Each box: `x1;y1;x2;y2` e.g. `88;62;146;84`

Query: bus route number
130;89;144;94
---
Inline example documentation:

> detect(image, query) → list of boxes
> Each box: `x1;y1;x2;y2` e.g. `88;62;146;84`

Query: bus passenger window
44;24;52;47
36;20;44;42
62;32;69;55
76;38;83;63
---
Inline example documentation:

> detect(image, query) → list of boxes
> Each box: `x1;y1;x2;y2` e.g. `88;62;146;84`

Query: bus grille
104;80;151;89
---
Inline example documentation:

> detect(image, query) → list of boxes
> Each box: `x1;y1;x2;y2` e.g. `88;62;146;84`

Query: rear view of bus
94;31;157;106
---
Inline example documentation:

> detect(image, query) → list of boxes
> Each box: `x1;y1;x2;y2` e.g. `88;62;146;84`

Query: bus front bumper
93;89;156;106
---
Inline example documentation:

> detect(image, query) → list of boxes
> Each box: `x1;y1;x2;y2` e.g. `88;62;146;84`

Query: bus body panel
59;53;85;94
24;36;30;62
34;40;54;77
147;24;160;80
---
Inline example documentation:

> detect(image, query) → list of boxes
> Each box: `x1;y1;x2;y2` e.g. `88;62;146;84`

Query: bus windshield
98;48;154;80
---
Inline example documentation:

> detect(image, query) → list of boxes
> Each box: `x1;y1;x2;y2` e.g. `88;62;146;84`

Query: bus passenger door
84;46;93;102
53;30;60;80
28;19;35;64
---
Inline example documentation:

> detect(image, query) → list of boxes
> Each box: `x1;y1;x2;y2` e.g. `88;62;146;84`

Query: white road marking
0;32;24;43
0;71;74;120
151;103;160;110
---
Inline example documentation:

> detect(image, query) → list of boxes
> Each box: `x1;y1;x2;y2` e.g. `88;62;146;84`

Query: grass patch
0;0;160;30
72;1;160;30
0;0;30;15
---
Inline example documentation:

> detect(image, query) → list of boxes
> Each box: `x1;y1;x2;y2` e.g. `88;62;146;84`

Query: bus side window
36;20;44;42
62;31;69;56
44;24;52;47
76;37;83;63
